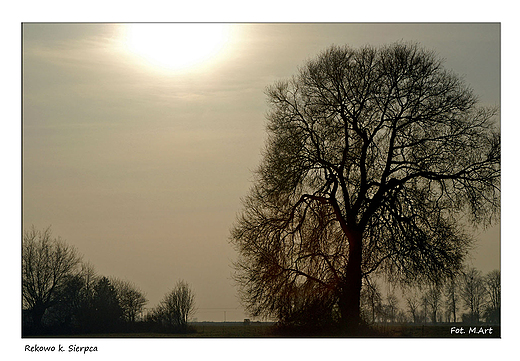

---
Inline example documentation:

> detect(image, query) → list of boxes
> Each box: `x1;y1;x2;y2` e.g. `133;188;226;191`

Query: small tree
421;293;429;324
443;275;459;323
22;226;82;332
154;280;195;332
484;269;500;324
385;292;399;323
404;288;421;324
425;284;442;324
460;267;487;323
360;279;382;324
112;278;148;323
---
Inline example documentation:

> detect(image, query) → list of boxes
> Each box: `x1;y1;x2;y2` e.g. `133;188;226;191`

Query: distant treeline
358;267;500;326
22;226;195;336
268;267;500;337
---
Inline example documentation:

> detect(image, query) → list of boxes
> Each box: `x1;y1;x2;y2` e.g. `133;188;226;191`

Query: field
51;322;499;338
189;322;277;337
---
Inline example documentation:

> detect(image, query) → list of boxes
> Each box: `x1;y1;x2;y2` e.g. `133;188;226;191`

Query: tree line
22;226;195;336
265;267;500;334
360;268;500;326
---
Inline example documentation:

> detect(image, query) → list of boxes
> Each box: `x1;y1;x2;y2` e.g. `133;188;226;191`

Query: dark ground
29;322;500;338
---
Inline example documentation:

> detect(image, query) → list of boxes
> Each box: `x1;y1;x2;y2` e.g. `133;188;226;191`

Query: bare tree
360;279;382;324
112;278;148;323
425;284;442;323
69;262;99;332
421;293;429;324
231;42;500;333
404;288;421;324
153;280;195;332
443;275;459;323
460;267;487;323
484;269;500;324
22;226;82;331
385;292;399;323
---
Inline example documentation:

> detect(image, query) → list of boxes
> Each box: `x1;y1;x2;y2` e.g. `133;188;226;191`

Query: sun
120;24;233;73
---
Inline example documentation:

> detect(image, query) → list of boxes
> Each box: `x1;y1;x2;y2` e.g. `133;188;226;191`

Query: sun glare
121;24;233;73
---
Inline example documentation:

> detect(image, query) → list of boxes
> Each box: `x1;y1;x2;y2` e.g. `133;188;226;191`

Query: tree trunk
451;287;456;323
31;302;47;333
339;230;363;335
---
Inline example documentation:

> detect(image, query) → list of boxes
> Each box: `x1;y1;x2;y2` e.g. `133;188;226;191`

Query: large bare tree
230;42;500;333
22;226;82;331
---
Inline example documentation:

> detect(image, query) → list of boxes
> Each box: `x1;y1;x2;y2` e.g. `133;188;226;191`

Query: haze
22;23;500;322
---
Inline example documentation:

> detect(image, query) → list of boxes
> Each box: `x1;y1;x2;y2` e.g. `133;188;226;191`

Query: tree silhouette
443;275;459;323
385;292;399;323
152;280;195;333
22;231;156;335
360;280;382;324
460;267;487;324
484;269;500;324
22;226;82;333
112;278;148;324
90;277;123;332
44;273;86;332
231;42;500;334
425;284;442;323
404;288;421;324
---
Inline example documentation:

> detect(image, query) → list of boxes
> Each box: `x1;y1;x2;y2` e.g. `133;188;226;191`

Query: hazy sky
22;23;500;322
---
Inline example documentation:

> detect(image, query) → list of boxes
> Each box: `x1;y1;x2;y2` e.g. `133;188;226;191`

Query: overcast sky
22;23;500;322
